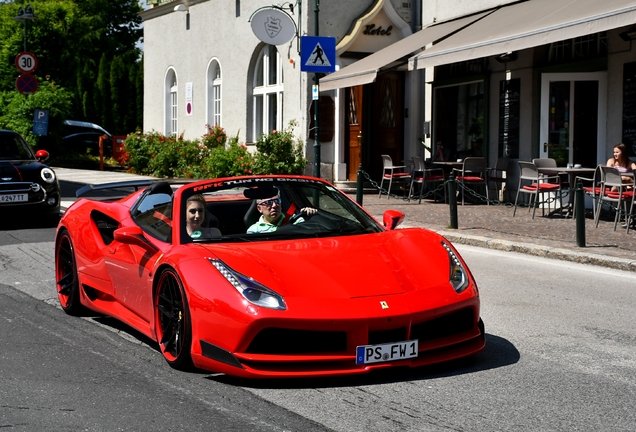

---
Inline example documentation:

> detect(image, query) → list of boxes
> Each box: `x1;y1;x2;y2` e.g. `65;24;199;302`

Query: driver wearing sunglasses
246;189;317;234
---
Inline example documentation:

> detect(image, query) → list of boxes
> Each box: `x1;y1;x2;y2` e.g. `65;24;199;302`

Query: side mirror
35;149;50;162
114;226;155;249
383;210;405;230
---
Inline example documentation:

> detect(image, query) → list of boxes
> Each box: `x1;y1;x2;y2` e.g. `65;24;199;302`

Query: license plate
0;194;27;203
356;340;418;365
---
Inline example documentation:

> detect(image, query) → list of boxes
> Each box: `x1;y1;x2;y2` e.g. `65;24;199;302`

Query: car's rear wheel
55;230;85;315
155;269;193;370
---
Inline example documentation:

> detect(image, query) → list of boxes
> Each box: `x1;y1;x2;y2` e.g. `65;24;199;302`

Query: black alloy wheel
55;230;85;315
155;269;193;370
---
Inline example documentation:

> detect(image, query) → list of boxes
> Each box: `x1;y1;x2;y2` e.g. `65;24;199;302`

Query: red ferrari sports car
55;175;485;378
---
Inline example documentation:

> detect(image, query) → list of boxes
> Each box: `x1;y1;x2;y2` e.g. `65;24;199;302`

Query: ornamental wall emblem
265;16;282;39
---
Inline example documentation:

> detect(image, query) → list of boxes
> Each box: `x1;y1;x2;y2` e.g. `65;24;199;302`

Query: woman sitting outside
606;143;636;191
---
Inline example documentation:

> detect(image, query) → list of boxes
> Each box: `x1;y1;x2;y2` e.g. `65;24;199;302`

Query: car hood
197;228;451;299
0;160;45;182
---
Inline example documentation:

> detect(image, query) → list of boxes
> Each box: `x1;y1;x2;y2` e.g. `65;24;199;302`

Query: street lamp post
13;5;37;52
313;0;320;178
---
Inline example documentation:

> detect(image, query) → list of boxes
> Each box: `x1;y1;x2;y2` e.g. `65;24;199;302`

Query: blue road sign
33;109;49;136
301;36;336;73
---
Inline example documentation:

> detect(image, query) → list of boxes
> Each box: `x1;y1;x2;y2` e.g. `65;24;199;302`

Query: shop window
207;60;222;127
434;81;484;160
250;45;284;142
165;68;178;136
547;32;607;63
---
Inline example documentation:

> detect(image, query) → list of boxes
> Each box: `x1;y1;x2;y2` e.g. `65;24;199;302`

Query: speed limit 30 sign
15;52;38;74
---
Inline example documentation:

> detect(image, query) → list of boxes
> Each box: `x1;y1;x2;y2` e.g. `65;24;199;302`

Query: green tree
97;52;112;130
110;55;127;129
0;0;142;135
0;79;73;150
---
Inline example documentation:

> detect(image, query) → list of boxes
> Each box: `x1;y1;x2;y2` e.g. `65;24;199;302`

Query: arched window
164;68;178;136
250;45;283;142
207;59;222;127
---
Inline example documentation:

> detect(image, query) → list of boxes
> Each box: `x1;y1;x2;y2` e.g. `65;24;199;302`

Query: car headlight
209;259;286;310
41;168;56;184
442;241;469;294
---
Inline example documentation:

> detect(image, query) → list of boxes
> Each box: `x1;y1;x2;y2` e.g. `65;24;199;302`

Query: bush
123;122;307;179
252;121;307;175
201;124;227;149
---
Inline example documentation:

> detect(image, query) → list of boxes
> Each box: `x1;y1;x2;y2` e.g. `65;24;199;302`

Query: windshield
180;177;383;243
0;133;34;160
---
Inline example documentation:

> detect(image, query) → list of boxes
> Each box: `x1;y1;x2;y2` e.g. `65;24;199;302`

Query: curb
435;230;636;273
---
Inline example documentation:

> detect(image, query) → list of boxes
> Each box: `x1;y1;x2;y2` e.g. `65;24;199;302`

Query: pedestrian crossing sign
301;36;336;73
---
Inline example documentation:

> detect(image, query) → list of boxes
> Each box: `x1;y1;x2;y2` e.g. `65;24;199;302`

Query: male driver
246;187;317;234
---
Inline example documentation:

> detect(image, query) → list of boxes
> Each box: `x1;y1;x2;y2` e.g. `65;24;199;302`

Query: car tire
154;268;193;370
55;229;86;315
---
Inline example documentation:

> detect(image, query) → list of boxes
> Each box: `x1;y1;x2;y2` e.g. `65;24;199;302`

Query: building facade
142;0;636;196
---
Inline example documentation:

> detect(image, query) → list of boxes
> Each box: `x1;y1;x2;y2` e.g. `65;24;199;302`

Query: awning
319;11;491;91
409;0;636;70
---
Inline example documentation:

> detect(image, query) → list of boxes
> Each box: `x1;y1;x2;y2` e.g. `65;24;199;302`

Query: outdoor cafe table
431;161;464;170
537;166;596;216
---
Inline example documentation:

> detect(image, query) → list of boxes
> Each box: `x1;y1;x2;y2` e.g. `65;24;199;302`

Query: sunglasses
257;197;281;207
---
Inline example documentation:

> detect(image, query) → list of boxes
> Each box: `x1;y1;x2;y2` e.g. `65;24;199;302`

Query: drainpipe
413;0;422;32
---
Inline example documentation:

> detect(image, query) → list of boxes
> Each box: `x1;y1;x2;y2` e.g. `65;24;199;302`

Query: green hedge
123;123;307;178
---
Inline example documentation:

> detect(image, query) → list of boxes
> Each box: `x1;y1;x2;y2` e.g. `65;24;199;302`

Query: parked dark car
0;130;61;221
62;120;112;157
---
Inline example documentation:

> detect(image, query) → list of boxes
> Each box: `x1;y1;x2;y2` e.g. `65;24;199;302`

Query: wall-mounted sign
185;82;193;116
363;24;393;36
250;8;296;46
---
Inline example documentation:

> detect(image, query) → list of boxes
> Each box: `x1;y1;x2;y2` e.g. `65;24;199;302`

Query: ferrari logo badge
380;301;389;309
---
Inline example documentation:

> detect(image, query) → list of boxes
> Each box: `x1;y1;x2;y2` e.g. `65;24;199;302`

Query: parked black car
0;130;61;221
62;120;112;157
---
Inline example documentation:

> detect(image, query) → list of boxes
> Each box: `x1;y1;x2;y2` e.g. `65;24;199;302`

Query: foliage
0;79;73;150
202;138;255;178
201;124;227;149
0;0;143;135
123;124;306;179
252;121;308;175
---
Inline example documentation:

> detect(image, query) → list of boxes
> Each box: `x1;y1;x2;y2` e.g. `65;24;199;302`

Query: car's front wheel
154;268;193;370
55;229;85;315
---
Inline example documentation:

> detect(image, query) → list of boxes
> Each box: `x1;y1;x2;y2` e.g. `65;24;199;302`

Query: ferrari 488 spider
55;175;484;378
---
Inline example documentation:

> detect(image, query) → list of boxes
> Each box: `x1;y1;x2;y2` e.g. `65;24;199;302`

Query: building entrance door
540;72;607;167
345;86;363;181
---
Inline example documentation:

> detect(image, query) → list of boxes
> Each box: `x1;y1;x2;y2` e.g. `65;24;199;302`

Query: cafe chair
513;161;562;218
595;166;633;231
572;164;602;220
487;157;509;201
453;157;488;205
408;156;445;203
532;157;569;190
379;154;411;199
624;187;635;234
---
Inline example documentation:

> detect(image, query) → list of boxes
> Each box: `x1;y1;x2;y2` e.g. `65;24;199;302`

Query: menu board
622;62;636;158
498;78;520;159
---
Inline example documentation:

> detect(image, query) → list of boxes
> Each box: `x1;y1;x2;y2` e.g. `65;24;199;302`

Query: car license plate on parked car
356;340;418;365
0;194;27;203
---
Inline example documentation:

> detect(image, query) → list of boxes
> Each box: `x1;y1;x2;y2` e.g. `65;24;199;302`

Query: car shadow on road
208;333;519;389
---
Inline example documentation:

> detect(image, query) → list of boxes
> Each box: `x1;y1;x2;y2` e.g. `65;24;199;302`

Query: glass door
540;72;606;167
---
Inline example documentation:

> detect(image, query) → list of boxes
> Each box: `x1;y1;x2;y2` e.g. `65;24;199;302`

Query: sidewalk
54;167;636;273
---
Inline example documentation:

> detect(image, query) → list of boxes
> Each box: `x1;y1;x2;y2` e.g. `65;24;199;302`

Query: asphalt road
1;221;636;431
